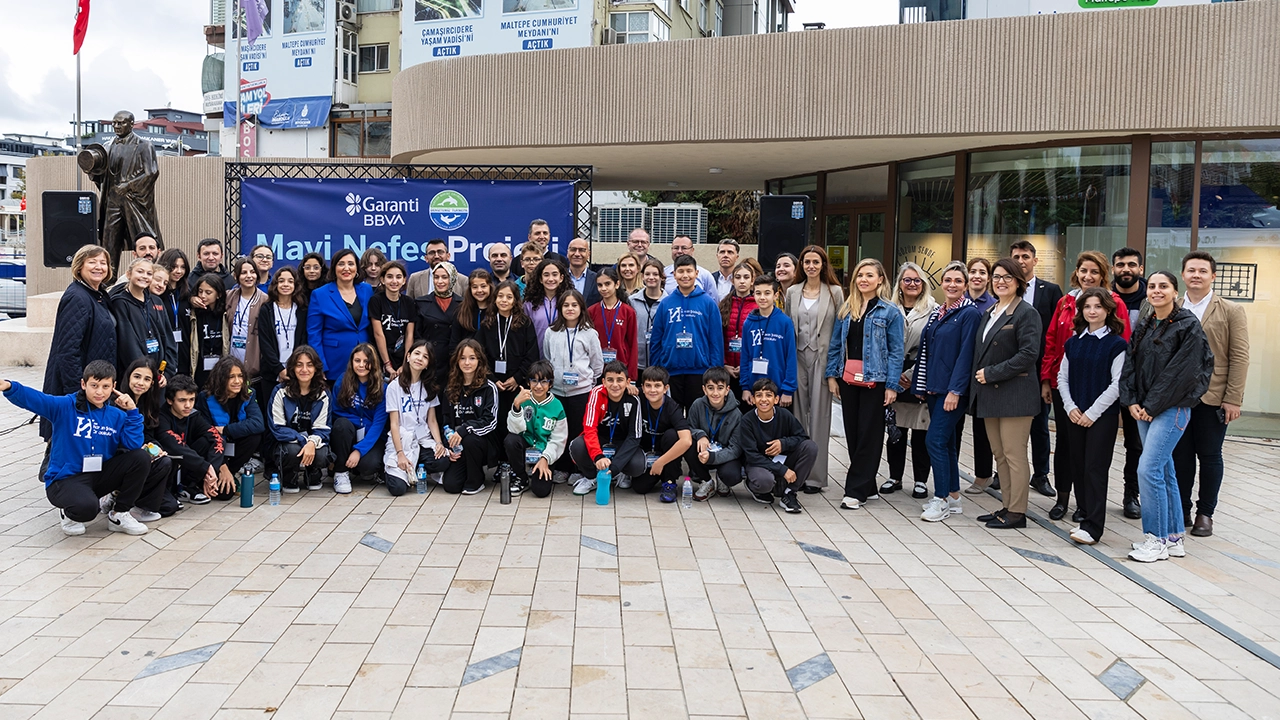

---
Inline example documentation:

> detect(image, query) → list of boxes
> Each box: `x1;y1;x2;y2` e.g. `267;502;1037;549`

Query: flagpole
75;1;82;191
234;0;241;161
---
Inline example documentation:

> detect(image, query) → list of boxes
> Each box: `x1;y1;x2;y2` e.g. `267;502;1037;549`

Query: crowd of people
13;221;1248;564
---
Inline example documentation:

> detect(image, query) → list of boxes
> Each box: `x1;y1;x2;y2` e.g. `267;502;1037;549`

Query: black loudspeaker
758;195;811;270
42;191;98;268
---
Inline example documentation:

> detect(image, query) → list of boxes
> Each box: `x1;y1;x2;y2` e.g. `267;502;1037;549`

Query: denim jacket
825;300;906;391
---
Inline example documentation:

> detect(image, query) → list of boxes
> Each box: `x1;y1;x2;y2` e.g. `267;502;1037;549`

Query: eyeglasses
529;378;551;386
901;278;923;286
252;253;272;260
991;274;1016;284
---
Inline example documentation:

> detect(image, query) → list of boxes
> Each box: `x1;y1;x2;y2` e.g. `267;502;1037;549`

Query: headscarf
433;261;457;298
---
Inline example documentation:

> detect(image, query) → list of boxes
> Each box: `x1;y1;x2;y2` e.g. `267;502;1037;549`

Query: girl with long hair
441;339;501;494
331;343;389;494
966;257;996;312
787;245;844;492
384;339;449;496
587;267;638;380
158;248;192;375
629;258;666;372
368;261;415;378
524;257;569;349
884;262;937;498
109;258;175;387
774;253;799;305
122;357;176;517
544;289;604;478
478;280;539;446
450;269;494;356
720;258;761;411
298;253;327;304
258;266;309;390
190;275;228;389
267;345;334;492
825;258;902;510
198;355;266;480
224;256;268;400
415;261;462;388
360;247;387;289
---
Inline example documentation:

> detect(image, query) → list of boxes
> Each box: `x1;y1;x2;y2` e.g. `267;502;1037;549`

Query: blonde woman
824;258;904;510
883;262;938;498
785;246;844;492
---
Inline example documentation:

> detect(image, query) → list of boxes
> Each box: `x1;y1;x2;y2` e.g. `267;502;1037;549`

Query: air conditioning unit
603;27;618;44
338;0;361;29
650;203;707;245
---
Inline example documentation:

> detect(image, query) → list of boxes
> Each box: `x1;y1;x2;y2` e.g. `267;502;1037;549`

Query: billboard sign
240;178;576;276
223;0;335;128
401;0;593;68
967;0;1213;17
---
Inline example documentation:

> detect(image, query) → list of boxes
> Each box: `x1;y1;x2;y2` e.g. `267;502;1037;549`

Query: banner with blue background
241;178;576;276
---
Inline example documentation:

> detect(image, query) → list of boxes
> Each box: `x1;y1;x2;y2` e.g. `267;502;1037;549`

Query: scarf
433;261;457;298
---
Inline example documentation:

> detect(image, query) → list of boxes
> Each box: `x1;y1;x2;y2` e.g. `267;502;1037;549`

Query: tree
624;190;761;243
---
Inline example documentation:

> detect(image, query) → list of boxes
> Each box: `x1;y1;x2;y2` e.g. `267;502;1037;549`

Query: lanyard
566;326;578;365
602;301;619;348
542;299;557;329
706;406;726;442
607;400;621;446
234;295;252;333
646;400;663;450
755;311;774;358
169;295;179;329
278;304;296;334
496;314;511;360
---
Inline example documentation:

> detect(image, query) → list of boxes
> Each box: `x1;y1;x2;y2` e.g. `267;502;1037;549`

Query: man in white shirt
662;235;718;298
626;227;660;266
711;239;739;300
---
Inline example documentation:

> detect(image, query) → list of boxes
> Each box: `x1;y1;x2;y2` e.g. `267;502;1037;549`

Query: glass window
358;44;389;73
612;11;666;42
356;0;399;11
966;144;1132;290
1146;141;1196;276
825;166;888;205
896;156;955;285
629;12;649;31
365;121;391;157
610;13;626;32
715;1;723;35
333;122;361;157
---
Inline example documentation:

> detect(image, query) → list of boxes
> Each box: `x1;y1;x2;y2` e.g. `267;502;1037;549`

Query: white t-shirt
385;379;439;443
274;304;298;362
231;296;252;361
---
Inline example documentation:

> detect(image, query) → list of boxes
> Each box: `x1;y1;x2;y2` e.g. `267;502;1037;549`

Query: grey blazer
968;300;1043;418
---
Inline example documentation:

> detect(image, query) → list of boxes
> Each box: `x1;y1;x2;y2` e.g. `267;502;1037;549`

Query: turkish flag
73;0;90;55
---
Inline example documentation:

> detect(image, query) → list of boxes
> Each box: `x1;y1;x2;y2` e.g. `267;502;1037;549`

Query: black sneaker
751;491;773;505
802;485;823;495
779;491;802;514
509;478;527;497
178;489;211;505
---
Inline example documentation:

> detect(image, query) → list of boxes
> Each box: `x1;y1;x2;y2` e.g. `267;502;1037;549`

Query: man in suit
1010;241;1062;498
565;237;601;307
1174;250;1249;538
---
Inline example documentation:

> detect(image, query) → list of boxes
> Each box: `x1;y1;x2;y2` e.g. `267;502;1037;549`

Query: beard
1115;271;1138;287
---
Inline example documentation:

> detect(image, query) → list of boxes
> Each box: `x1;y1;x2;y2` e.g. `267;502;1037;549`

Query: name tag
752;358;769;375
393;335;404;353
145;337;160;354
172;330;183;343
203;356;219;371
562;371;580;386
728;337;742;353
645;453;659;469
644;330;651;346
525;449;543;465
708;442;722;453
602;446;616;459
225;441;236;457
601;349;617;363
676;332;693;350
773;454;787;465
494;360;508;374
356;427;366;442
83;454;103;472
232;335;247;350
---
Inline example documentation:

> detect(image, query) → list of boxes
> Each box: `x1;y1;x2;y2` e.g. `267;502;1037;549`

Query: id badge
82;454;103;472
203;356;219;371
145;337;160;354
232;335;247;350
172;330;183;343
645;453;659;469
728;337;742;353
676;332;694;350
525;449;543;465
224;441;236;457
393;335;404;353
602;349;618;363
494;360;508;374
773;454;788;465
752;358;769;375
602;446;616;459
356;427;366;442
645;330;652;346
562;371;580;386
708;441;723;453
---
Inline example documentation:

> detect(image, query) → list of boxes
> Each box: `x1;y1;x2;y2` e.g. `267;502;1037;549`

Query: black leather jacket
1119;307;1213;417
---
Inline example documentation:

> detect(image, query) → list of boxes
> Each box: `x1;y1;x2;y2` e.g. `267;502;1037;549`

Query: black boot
1123;494;1141;519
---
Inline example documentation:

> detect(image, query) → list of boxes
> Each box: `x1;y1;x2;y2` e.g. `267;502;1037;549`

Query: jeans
1136;406;1191;539
925;394;966;498
1173;402;1228;518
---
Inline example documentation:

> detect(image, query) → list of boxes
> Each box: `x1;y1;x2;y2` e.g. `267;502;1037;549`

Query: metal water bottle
499;463;512;505
240;470;254;508
596;468;611;506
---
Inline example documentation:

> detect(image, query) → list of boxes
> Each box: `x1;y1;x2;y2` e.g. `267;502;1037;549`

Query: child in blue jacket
331;344;390;494
739;275;798;405
1;360;166;536
648;255;724;409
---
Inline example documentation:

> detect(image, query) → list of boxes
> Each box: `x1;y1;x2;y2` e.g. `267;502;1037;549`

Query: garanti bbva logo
343;192;420;227
429;190;469;231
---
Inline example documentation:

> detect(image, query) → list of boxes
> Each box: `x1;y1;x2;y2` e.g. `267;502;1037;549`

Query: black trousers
683;445;743;486
1030;397;1051;478
744;439;818;495
567;437;646;498
275;441;334;489
47;449;168;522
1064;412;1119;540
223;432;263;475
442;433;494;494
1051;390;1074;502
970;414;993;479
1120;409;1142;500
330;417;388;478
668;374;703;412
630;429;684;494
1173;402;1228;519
886;427;930;485
838;381;885;502
555;393;590;472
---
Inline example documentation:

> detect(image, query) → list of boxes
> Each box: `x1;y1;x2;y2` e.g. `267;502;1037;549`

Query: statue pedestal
0;291;60;367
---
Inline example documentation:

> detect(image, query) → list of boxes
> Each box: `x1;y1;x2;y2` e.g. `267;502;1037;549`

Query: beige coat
1197;294;1249;407
893;300;935;430
224;287;269;379
784;283;843;353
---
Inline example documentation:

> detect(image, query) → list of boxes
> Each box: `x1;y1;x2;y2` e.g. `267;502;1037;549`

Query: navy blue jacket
197;390;265;441
333;381;389;456
268;383;333;447
43;281;117;423
306;282;374;381
911;300;982;397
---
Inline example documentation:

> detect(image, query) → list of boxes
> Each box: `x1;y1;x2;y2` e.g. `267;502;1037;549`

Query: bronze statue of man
86;111;163;264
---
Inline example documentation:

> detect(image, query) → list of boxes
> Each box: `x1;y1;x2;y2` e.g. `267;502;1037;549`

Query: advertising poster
401;0;593;67
968;0;1213;18
241;178;577;276
223;0;335;129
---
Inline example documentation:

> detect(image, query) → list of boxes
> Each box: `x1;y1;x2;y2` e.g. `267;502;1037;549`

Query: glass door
824;207;886;285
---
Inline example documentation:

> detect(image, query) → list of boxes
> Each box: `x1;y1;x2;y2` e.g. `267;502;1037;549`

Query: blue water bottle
240;469;255;508
596;468;611;506
268;473;281;506
416;463;427;494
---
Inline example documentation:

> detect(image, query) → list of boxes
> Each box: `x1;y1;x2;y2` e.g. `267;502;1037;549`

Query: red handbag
843;359;876;388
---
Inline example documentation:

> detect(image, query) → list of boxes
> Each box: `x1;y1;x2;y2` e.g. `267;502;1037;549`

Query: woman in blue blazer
306;249;374;383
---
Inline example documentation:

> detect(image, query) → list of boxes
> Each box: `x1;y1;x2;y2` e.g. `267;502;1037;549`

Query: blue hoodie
648;285;724;376
739;308;798;395
333;381;389;456
3;382;143;485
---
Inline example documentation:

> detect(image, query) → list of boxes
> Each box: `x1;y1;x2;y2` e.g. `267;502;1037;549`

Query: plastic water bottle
240;470;255;508
682;477;693;509
268;474;280;506
416;464;427;494
596;468;611;506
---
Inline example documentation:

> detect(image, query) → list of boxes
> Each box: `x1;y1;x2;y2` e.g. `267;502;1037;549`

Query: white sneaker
333;472;352;495
1166;537;1186;558
693;480;716;501
1128;534;1168;563
60;511;85;536
840;496;861;510
921;497;950;522
572;475;596;495
107;510;147;536
947;497;963;516
1070;527;1097;545
130;507;161;523
616;473;632;489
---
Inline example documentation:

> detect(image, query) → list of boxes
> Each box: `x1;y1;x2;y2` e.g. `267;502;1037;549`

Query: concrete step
0;318;53;367
28;291;63;329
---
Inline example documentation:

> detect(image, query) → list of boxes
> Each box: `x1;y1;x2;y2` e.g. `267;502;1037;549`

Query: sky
0;0;898;138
